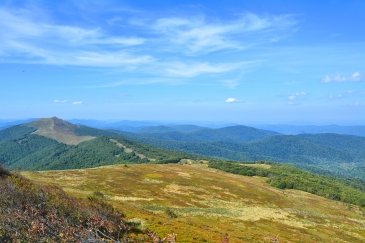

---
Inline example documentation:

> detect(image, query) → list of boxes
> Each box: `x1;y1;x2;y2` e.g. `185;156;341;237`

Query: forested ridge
0;120;187;170
123;128;365;180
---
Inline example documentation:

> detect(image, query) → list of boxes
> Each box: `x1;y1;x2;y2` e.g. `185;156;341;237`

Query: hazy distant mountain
69;119;237;131
130;125;279;143
255;124;365;137
135;125;206;134
69;119;161;132
0;119;35;130
121;125;365;180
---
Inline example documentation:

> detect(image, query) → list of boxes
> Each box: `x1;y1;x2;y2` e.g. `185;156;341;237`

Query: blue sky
0;0;364;124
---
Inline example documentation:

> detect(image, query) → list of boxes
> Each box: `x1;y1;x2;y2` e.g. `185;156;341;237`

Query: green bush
165;208;177;219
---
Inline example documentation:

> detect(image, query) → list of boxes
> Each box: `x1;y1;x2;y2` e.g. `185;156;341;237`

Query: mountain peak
27;117;95;145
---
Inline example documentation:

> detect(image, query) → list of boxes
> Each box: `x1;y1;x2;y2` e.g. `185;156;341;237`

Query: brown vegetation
0;171;152;242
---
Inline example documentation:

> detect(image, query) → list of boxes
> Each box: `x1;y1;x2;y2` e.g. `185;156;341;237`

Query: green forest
0;124;186;171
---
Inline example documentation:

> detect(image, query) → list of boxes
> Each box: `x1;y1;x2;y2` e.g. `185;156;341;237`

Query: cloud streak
52;100;83;105
163;61;250;78
0;8;151;67
321;72;363;83
148;13;296;55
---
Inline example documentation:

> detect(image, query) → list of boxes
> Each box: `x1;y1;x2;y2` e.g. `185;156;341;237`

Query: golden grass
33;127;94;145
241;163;272;169
22;164;365;242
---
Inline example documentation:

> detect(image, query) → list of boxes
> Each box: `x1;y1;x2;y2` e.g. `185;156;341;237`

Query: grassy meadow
23;163;365;242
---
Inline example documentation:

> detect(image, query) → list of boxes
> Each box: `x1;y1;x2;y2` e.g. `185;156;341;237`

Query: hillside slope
0;118;186;170
23;163;365;242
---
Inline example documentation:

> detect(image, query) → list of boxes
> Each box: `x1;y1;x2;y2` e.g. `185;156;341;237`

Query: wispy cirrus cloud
52;99;83;105
163;61;250;78
87;77;186;88
0;5;297;85
321;72;363;83
5;40;154;67
147;13;296;55
0;8;151;67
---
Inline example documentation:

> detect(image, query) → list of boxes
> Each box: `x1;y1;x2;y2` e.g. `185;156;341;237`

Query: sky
0;0;364;124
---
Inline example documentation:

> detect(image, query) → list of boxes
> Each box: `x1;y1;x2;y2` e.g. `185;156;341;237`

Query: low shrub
0;165;10;177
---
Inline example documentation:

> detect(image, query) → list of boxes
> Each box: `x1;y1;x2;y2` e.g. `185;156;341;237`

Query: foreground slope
0;167;150;242
23;163;365;242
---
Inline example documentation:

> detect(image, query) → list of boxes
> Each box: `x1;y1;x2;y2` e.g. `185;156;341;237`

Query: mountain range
1;117;364;180
119;124;365;180
0;117;184;170
69;119;365;137
256;124;365;137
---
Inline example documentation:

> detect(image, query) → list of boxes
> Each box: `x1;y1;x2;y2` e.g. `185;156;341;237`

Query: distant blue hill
119;124;365;180
255;124;365;137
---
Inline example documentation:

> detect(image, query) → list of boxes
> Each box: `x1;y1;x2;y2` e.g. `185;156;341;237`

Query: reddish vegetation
0;169;151;242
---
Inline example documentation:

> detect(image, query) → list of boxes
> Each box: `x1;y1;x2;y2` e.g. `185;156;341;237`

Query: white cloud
0;9;145;47
288;92;307;105
0;8;151;67
164;62;247;78
53;99;67;103
53;99;84;105
225;97;239;103
0;6;297;84
321;72;363;83
149;13;296;54
351;71;362;81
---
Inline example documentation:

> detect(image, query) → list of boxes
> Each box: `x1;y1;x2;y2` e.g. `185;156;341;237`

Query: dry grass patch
33;128;94;145
111;196;155;202
242;163;272;169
